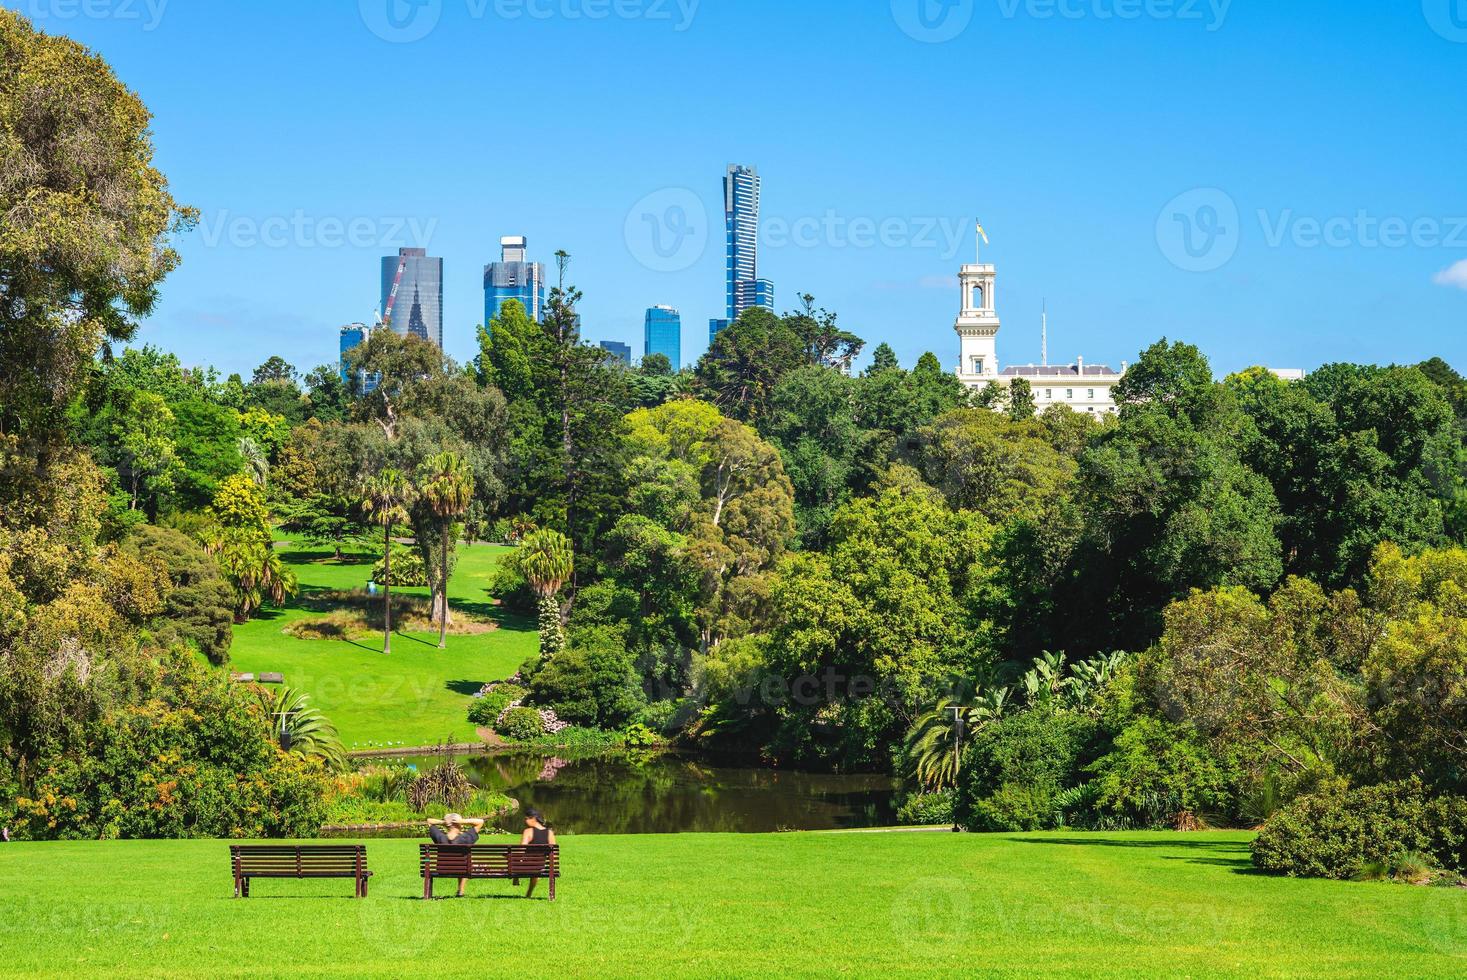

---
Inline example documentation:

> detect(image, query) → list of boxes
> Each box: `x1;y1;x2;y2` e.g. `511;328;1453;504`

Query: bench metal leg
549;875;555;901
423;875;432;900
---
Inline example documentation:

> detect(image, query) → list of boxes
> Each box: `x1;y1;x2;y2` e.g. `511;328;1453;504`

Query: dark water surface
386;751;900;834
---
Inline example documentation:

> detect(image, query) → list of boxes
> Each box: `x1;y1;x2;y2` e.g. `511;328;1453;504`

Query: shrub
1251;780;1434;879
8;648;331;839
1082;717;1237;829
371;547;427;587
1427;794;1467;871
620;722;659;747
467;683;526;726
528;630;646;728
499;706;545;742
897;790;954;826
406;760;473;813
955;708;1098;832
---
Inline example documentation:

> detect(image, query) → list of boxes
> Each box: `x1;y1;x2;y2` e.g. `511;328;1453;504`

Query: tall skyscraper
724;164;774;322
380;247;443;348
709;318;730;347
484;235;545;324
598;340;632;365
339;323;367;384
644;305;682;368
338;321;379;393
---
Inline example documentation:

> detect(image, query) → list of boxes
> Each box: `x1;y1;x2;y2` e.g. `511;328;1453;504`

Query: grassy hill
229;542;536;749
0;831;1461;977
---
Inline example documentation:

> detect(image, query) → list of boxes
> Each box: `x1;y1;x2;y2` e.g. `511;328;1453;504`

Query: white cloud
1433;260;1467;291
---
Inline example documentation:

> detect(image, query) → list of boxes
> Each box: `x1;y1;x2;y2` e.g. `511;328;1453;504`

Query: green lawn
229;542;537;749
0;832;1461;977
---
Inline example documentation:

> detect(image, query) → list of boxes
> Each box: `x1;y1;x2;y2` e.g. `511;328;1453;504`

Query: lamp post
946;705;967;832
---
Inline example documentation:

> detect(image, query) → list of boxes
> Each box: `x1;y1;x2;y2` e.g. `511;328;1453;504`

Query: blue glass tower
644;306;682;368
379;248;443;348
338;322;379;393
724;164;773;322
599;340;632;365
484;236;545;325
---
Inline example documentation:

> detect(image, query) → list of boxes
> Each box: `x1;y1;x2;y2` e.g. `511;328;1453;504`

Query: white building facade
953;248;1124;415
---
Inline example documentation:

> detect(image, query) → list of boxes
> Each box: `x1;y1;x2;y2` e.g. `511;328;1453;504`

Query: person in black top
519;808;557;899
426;813;483;897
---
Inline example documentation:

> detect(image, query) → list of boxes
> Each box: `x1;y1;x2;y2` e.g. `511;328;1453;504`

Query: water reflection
386;751;900;835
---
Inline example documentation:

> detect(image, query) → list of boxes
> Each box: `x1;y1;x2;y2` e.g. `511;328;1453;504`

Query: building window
1066;389;1073;400
972;357;984;374
1088;389;1095;399
1045;389;1051;399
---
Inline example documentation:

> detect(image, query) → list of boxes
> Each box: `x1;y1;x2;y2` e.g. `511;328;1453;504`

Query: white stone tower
955;223;999;382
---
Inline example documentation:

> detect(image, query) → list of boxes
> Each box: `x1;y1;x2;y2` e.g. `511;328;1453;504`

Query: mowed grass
0;832;1462;977
229;542;536;749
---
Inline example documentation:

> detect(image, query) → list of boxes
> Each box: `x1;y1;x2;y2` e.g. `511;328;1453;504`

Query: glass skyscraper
380;247;444;348
338;322;379;393
644;306;682;368
484;235;545;325
724;164;774;322
598;340;632;365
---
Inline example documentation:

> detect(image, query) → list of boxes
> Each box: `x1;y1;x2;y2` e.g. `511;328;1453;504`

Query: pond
383;751;901;834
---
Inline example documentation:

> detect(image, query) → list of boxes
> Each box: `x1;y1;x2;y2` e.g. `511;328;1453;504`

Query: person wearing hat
518;808;557;899
426;812;484;898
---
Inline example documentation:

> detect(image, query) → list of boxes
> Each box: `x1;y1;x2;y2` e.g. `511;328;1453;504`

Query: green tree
114;391;181;516
1006;378;1037;422
201;474;297;623
694;307;808;424
515;529;575;660
361;468;415;654
641;352;673;376
909;408;1076;525
417;451;474;648
0;10;195;452
119;524;234;665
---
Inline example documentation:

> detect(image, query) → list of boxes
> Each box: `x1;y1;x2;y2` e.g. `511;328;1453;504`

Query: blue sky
16;0;1467;376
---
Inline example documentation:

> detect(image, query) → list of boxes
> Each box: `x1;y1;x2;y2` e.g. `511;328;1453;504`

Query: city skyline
56;2;1467;379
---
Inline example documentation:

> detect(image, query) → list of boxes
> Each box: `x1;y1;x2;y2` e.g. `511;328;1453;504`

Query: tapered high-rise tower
723;164;773;324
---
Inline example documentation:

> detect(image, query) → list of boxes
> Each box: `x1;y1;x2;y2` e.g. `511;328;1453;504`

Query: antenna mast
1041;300;1048;367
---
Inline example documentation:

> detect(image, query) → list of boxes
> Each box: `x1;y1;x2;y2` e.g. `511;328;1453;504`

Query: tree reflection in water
385;751;899;834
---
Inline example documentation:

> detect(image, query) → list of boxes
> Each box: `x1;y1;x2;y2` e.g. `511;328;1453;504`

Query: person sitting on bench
426;813;483;898
519;808;557;899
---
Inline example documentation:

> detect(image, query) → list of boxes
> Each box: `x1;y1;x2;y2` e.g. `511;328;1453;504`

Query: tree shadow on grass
446;679;487;696
1006;836;1261;874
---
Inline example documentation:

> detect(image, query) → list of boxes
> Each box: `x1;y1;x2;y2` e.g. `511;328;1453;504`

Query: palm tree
515;528;573;659
265;686;346;770
417;451;474;649
904;688;1010;791
361;468;415;654
238;436;268;488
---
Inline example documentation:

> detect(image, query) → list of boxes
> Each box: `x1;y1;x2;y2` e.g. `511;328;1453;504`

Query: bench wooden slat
230;845;372;899
418;844;560;900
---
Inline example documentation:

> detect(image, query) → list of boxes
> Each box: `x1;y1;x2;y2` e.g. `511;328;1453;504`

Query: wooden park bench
230;844;373;898
419;844;560;900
